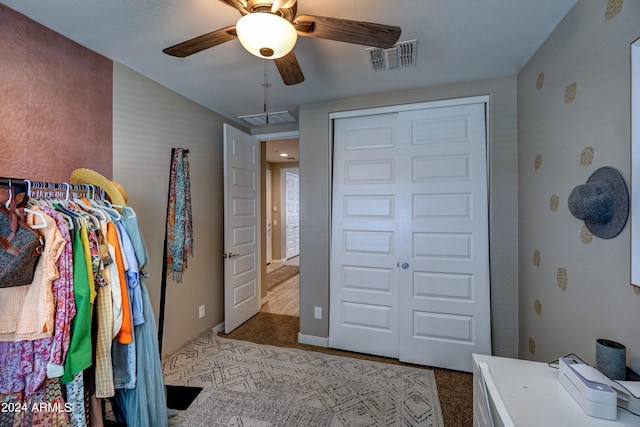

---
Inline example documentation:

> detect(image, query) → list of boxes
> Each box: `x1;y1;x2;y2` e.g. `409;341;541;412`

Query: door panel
285;171;299;259
399;102;490;372
266;169;272;264
330;100;490;372
224;124;260;333
329;112;401;358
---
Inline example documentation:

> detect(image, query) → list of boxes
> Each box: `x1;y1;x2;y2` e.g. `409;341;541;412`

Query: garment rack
0;177;106;201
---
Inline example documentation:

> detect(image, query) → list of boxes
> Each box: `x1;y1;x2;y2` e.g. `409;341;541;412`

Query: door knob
396;262;410;269
223;252;239;259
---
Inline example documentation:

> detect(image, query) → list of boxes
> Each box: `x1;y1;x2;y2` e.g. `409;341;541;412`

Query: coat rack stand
157;148;202;411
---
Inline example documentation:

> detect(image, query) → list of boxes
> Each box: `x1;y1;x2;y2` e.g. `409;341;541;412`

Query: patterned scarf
166;147;193;282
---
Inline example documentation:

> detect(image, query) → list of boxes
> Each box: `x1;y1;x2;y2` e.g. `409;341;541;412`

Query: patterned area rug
162;331;443;427
266;265;299;290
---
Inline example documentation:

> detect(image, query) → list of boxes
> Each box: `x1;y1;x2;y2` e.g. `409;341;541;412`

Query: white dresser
472;354;639;426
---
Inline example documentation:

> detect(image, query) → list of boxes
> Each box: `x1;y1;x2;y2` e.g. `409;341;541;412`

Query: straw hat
568;166;628;239
70;168;127;206
111;181;128;204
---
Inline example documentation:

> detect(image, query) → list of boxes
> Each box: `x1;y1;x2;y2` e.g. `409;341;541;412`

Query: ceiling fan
163;0;402;86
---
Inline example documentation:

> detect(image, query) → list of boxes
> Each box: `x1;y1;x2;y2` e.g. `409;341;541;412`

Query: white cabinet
472;354;639;427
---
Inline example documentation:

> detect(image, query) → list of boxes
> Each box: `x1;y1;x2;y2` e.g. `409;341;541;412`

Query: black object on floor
166;385;203;410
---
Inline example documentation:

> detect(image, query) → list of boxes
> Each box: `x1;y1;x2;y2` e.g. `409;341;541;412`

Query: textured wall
0;4;112;182
518;0;640;371
112;63;238;356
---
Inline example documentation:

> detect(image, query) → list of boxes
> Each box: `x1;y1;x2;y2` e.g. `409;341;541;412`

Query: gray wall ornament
568;166;629;239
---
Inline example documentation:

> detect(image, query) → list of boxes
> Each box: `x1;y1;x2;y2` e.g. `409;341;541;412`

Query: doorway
262;137;300;316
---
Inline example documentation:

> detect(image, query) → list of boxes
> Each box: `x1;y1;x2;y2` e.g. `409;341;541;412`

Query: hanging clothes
0;177;168;427
112;209;168;427
107;222;132;345
40;206;76;380
166;147;193;282
0;206;64;341
61;224;92;385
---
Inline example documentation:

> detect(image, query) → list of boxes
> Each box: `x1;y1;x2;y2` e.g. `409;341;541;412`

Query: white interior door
329;111;401;358
223;124;261;333
285;171;299;259
329;98;490;372
266;169;273;265
397;102;490;371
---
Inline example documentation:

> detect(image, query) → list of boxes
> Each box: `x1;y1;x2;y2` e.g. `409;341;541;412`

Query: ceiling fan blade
163;26;237;57
294;15;401;49
218;0;249;15
273;51;305;86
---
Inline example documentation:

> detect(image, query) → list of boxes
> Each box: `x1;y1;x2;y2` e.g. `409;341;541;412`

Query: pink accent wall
0;4;113;184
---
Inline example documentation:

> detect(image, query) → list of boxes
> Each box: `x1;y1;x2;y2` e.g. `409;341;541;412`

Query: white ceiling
2;0;576;135
265;138;299;163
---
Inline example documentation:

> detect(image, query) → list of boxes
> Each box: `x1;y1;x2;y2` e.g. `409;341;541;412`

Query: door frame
254;130;300;303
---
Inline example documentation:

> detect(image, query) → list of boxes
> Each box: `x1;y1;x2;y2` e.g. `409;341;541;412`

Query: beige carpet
163;330;444;426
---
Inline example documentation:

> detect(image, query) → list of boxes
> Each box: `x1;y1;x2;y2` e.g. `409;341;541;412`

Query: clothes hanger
53;201;80;231
73;190;108;222
45;182;75;231
29;181;49;208
5;179;46;229
60;184;96;231
95;200;121;221
82;185;121;221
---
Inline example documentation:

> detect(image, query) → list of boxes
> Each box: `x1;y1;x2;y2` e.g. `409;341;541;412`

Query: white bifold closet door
329;97;490;372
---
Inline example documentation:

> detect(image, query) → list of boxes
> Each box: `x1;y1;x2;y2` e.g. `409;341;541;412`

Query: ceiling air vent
237;110;297;127
366;39;418;72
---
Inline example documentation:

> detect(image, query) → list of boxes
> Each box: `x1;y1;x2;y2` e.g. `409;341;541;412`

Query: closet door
396;102;490;372
329;111;402;358
329;99;490;372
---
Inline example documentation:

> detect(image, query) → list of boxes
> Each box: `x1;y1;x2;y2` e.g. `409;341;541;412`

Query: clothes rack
0;177;106;201
1;173;171;426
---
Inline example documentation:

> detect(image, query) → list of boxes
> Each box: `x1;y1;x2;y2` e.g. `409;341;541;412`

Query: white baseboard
212;322;225;334
298;332;329;347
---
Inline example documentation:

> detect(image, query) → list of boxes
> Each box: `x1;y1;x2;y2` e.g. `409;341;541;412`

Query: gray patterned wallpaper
517;0;640;370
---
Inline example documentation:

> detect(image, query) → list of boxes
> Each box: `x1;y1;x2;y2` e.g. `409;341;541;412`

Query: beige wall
298;77;519;357
517;1;640;371
113;63;248;356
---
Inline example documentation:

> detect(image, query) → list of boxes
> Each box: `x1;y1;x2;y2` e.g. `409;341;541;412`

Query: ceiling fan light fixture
236;12;298;59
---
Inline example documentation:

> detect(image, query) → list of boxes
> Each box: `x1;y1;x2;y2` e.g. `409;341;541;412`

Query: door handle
223;252;240;259
396;261;410;269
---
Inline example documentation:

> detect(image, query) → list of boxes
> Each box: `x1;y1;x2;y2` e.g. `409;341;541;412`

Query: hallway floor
262;257;299;316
